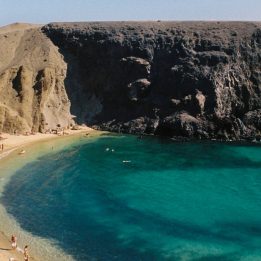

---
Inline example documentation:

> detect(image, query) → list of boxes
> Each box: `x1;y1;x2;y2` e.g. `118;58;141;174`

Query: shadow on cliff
41;23;261;140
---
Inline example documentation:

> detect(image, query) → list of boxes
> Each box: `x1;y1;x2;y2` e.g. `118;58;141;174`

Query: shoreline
0;126;95;159
0;126;98;261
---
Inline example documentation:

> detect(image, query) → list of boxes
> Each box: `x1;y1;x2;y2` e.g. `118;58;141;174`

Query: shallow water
1;135;261;260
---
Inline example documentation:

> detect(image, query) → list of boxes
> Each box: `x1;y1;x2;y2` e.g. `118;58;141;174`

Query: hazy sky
0;0;260;26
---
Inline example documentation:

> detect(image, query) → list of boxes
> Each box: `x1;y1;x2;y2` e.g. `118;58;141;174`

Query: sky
0;0;260;26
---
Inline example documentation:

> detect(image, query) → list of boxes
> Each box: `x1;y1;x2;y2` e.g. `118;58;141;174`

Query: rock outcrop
1;22;260;140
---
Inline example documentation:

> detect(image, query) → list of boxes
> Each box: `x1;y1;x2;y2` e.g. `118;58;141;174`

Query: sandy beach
0;231;25;261
0;126;96;261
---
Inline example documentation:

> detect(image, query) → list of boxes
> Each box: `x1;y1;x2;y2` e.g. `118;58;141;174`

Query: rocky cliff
1;22;260;140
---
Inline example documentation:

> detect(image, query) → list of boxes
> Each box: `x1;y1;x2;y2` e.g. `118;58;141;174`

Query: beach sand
0;127;94;158
0;126;96;261
0;231;24;261
0;235;15;260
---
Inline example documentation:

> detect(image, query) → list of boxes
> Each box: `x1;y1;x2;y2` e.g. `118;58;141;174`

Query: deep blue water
1;135;261;260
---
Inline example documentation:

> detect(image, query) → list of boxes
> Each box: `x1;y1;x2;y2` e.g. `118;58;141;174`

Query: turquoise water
1;134;261;260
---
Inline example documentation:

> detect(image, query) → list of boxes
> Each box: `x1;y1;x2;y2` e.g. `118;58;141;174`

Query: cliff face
0;22;260;140
42;22;261;140
0;24;72;133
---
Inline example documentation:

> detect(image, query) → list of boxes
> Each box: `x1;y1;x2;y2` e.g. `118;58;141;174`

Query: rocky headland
0;22;260;140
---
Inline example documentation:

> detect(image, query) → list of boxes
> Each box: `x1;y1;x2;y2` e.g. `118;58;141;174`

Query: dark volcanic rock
42;21;261;140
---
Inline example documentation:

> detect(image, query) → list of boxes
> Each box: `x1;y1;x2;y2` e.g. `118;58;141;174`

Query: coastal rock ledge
1;22;261;140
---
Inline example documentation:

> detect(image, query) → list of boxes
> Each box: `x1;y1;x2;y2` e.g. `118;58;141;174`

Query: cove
1;134;261;260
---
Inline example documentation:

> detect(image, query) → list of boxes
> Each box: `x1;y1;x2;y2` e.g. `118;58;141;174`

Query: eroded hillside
0;23;72;133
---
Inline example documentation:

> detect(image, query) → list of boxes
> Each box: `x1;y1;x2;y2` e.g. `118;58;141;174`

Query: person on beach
19;149;26;155
11;234;17;249
1;143;3;151
24;245;29;261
